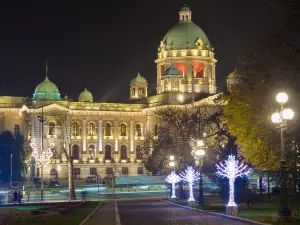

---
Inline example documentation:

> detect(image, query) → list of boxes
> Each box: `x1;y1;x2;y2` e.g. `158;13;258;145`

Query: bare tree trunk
68;156;76;200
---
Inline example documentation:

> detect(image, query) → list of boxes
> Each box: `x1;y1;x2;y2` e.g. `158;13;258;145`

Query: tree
0;131;25;182
142;101;231;176
56;116;76;200
222;0;300;171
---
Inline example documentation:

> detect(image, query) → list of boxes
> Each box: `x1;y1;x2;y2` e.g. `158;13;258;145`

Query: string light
179;166;199;202
165;171;181;198
216;155;249;207
30;138;55;168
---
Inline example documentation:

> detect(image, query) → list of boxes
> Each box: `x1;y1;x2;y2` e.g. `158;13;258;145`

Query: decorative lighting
169;161;175;167
282;108;294;120
197;140;204;147
276;92;288;104
179;167;200;202
165;171;181;198
30;138;55;168
216;155;249;207
195;149;205;156
169;155;175;161
177;94;184;103
271;112;281;123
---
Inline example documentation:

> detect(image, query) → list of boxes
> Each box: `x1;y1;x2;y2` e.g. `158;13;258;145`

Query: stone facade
0;6;219;180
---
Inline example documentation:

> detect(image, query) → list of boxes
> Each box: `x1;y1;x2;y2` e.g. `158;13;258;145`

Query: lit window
120;124;127;136
105;123;111;136
136;124;142;137
49;122;55;135
72;123;79;136
88;123;96;136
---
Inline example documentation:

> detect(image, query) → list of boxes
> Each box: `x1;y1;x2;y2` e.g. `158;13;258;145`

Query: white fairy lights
165;171;181;198
216;155;249;207
179;166;199;202
30;138;55;168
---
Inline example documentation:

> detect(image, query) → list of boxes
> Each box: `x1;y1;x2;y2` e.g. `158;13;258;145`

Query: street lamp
169;155;176;169
271;92;294;218
192;139;206;205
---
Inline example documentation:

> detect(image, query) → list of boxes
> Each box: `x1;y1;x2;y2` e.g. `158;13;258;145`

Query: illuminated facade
0;6;218;180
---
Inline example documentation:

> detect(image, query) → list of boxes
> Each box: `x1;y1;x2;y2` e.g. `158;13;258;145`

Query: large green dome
161;6;211;51
32;76;61;101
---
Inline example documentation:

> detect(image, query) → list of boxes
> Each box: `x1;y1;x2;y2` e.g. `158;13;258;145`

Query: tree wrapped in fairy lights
179;166;199;202
30;138;55;168
165;171;181;198
216;155;249;207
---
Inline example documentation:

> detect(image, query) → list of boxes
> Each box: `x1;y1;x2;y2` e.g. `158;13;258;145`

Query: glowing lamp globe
197;140;204;147
169;155;175;161
282;108;294;120
276;92;288;104
177;94;184;103
195;149;205;156
271;112;281;124
169;161;175;167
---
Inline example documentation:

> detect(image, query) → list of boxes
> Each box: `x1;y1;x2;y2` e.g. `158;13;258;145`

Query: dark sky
0;0;274;102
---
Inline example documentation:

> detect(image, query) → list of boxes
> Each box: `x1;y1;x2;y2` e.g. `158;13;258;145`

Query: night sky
0;0;274;102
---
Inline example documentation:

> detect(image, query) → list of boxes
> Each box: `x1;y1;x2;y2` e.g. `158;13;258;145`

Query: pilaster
114;120;119;152
130;121;134;152
82;119;87;152
98;119;103;152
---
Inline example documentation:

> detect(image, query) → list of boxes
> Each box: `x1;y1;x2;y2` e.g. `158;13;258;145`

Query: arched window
72;145;80;160
154;124;158;136
88;122;96;136
105;145;111;159
136;124;142;137
121;145;127;159
89;145;95;159
49;122;55;135
50;168;58;179
72;122;79;136
14;124;20;135
105;123;111;136
136;145;142;159
120;124;127;136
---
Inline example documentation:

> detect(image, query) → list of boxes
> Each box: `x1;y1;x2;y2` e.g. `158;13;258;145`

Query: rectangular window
137;167;144;175
122;167;129;175
73;168;80;175
90;168;97;175
106;167;112;175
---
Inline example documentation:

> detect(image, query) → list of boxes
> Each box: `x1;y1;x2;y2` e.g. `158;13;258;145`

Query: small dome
131;73;147;85
227;68;238;80
79;88;93;102
179;5;191;12
163;66;181;76
33;76;61;101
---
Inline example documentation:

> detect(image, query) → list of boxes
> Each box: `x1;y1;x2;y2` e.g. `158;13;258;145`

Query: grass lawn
0;205;46;211
170;199;300;225
23;201;100;225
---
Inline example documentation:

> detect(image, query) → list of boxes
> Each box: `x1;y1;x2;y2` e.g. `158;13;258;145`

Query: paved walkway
83;201;115;225
117;200;250;225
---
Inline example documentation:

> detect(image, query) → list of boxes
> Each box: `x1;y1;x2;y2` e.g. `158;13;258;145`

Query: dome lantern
179;4;192;22
79;88;93;102
130;73;148;100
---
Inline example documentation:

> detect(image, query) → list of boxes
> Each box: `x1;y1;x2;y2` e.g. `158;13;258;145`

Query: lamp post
271;92;294;217
192;139;206;205
10;154;13;190
36;107;47;202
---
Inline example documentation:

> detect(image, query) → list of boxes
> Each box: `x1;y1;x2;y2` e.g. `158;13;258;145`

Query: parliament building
0;6;220;180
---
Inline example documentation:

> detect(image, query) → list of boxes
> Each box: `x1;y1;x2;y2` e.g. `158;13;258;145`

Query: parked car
47;180;62;188
86;175;97;183
11;182;20;189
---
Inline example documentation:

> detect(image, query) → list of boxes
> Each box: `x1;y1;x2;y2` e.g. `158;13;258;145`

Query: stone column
114;120;119;152
98;119;103;152
82;119;87;152
130;121;134;152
